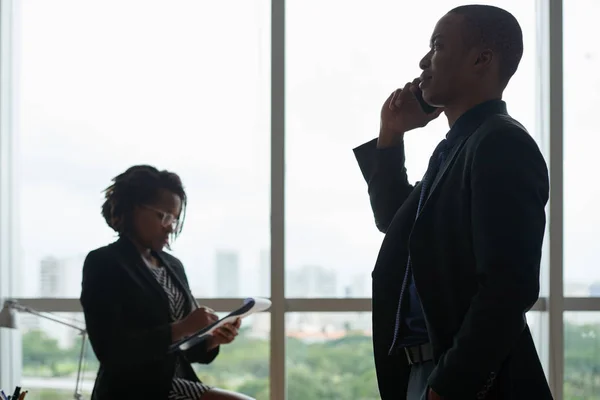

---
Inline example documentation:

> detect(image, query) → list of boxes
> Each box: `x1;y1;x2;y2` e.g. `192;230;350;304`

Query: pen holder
0;386;28;400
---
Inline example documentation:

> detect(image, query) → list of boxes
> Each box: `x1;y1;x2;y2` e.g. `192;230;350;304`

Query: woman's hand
207;319;241;350
172;306;219;342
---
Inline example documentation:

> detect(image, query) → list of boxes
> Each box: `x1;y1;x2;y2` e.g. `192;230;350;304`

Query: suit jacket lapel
113;238;170;310
418;135;469;218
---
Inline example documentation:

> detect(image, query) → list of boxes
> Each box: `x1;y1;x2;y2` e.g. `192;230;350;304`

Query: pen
11;386;20;400
0;390;7;400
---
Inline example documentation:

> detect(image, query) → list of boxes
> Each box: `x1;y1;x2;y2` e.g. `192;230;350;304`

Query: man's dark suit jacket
80;236;218;399
353;103;553;399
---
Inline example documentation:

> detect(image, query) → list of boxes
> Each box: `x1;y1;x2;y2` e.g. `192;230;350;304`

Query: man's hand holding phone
378;78;444;148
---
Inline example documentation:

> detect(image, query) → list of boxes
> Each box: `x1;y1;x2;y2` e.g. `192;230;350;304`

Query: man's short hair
450;5;523;85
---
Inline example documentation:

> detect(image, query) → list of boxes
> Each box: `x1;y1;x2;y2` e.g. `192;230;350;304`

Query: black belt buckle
404;343;430;365
404;347;414;365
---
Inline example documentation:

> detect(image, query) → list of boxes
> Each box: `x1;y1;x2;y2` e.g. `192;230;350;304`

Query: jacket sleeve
80;250;174;369
427;128;549;399
353;138;415;233
183;338;220;364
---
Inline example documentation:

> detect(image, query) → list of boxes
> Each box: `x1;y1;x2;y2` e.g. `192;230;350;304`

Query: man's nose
419;52;432;70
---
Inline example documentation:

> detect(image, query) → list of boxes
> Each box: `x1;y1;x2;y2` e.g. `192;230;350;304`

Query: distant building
215;250;240;297
344;274;367;298
36;255;84;348
286;265;337;298
287;327;372;343
589;282;600;297
40;256;64;297
286;265;339;332
565;281;591;297
259;249;270;297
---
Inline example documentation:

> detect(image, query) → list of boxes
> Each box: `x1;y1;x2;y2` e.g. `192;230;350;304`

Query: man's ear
474;48;494;68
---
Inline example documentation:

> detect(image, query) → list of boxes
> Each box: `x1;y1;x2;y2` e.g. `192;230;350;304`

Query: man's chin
423;91;444;108
421;89;436;106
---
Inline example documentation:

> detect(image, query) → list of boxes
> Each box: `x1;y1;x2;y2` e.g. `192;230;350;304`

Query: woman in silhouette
81;165;253;400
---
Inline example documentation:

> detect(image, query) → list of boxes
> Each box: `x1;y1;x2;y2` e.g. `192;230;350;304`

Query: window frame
0;0;21;389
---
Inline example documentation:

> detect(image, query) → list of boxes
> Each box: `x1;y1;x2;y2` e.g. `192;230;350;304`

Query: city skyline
26;248;369;300
25;248;600;299
27;249;370;346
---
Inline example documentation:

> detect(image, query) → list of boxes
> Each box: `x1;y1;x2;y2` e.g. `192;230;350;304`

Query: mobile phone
414;87;439;114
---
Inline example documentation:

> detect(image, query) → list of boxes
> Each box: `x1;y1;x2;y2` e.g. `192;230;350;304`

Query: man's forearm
377;127;405;148
354;138;414;232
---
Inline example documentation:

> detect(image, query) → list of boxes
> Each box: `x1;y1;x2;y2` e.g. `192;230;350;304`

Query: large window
14;0;271;299
7;0;271;396
563;1;600;399
563;0;600;297
285;0;540;298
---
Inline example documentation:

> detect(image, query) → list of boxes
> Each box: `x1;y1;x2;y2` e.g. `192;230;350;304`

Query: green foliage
564;322;600;399
21;330;99;378
21;389;72;400
18;321;600;400
22;330;62;367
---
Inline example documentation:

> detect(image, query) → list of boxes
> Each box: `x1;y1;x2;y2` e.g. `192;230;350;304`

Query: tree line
20;322;600;400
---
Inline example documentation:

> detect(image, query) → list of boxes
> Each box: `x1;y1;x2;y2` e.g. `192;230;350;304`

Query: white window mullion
270;0;286;399
0;0;20;390
542;0;565;398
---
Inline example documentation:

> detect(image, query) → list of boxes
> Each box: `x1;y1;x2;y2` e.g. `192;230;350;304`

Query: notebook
169;297;272;353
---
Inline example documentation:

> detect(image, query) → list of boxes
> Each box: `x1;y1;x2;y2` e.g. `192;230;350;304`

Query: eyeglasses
143;205;179;230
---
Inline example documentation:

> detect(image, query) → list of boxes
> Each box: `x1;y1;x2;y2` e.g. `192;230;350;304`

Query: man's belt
403;342;434;365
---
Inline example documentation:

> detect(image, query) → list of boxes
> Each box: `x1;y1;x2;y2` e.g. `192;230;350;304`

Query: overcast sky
10;0;599;306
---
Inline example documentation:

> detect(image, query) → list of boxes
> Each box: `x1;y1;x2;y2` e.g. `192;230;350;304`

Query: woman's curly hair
101;165;187;239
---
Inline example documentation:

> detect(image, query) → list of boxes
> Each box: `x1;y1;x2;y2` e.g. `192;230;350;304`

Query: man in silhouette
354;5;553;399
